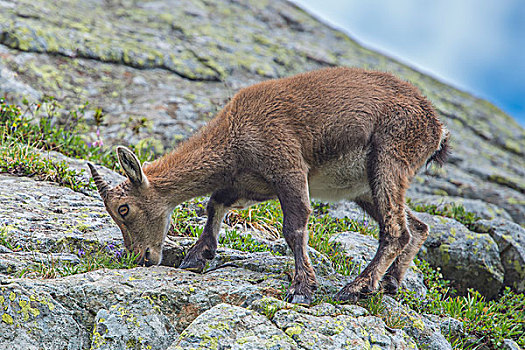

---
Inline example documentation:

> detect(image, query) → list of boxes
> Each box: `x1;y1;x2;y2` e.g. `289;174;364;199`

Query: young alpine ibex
88;67;449;304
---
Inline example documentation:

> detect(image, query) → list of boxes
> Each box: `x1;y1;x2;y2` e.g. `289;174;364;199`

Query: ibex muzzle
88;149;171;266
89;67;449;305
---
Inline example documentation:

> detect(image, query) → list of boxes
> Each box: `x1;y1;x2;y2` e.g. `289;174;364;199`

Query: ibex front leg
276;173;317;305
179;190;236;272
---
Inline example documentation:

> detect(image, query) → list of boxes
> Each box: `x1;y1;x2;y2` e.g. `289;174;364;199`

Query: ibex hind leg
381;208;429;294
335;155;411;302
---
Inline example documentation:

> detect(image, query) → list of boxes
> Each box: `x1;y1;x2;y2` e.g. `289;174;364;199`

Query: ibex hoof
334;280;374;303
178;256;206;273
284;284;314;306
380;275;400;295
285;292;313;306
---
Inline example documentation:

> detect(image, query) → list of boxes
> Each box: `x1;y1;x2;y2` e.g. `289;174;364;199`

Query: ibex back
89;67;449;304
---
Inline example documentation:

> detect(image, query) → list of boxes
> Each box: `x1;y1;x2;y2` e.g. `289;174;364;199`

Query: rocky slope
1;0;524;221
0;0;524;349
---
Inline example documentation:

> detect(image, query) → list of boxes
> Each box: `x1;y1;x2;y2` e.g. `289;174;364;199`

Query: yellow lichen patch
18;298;41;322
209;321;230;331
285;325;302;337
439;244;451;265
2;313;14;325
30;307;40;317
409;316;425;331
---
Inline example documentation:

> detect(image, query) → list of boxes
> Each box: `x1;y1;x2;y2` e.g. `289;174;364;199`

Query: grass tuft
0;97;156;191
16;243;139;279
398;259;525;348
407;199;481;229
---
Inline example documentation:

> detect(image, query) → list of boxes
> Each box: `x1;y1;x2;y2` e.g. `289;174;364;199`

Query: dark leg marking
179;189;238;272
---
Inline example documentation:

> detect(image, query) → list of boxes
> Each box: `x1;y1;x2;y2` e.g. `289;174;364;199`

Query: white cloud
293;0;525;122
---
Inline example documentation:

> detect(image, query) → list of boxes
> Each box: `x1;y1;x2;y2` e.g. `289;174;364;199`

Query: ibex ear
116;146;149;187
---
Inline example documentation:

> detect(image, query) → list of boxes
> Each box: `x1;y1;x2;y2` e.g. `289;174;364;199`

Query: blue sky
293;0;525;126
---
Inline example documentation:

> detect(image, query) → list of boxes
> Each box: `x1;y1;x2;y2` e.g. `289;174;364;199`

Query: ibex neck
144;121;231;208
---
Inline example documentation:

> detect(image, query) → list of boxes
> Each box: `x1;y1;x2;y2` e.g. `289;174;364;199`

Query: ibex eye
118;204;129;217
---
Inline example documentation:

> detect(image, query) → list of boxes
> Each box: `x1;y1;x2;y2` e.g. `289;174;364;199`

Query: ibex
88;67;449;304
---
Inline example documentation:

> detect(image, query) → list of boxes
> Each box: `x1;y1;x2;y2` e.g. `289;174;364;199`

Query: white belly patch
308;149;370;202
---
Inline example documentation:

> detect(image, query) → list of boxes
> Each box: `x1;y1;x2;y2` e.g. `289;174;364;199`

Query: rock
249;296;369;319
437;317;463;341
208;240;349;300
37;150;126;190
0;0;524;347
0;251;80;277
14;264;288;330
0;55;42;101
0;283;89;349
472;218;525;293
0;174;122;253
268;298;418;349
169;303;298;350
0;264;292;349
91;298;177;350
381;296;452;350
328;201;376;226
407;195;513;221
417;212;504;298
0;0;523;226
502;339;522;350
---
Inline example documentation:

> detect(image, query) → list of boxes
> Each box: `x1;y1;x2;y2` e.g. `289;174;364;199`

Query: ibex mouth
136;248;149;267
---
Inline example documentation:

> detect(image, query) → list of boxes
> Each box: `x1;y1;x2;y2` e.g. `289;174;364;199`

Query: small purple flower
78;248;85;257
91;129;104;148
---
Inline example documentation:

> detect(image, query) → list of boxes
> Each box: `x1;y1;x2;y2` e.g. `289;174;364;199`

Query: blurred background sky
293;0;525;126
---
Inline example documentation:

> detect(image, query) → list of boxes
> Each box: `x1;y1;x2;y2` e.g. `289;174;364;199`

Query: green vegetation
309;202;376;275
1;97;115;167
216;200;524;348
225;201;283;240
399;259;525;348
0;97;156;191
17;243;139;279
407;199;481;229
0;226;21;252
224;200;376;275
219;229;277;254
1;223;139;278
170;199;207;237
0;140;93;192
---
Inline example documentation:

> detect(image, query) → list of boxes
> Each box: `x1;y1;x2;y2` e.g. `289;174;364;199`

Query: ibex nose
135;247;161;267
143;248;154;267
135;247;149;266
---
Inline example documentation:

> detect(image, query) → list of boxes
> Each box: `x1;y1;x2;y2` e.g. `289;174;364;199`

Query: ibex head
88;146;171;266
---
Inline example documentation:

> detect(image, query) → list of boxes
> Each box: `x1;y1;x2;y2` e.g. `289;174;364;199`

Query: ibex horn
87;162;109;200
